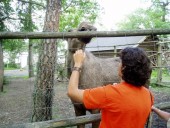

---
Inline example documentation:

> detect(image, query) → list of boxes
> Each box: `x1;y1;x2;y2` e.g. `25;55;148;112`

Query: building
86;36;159;65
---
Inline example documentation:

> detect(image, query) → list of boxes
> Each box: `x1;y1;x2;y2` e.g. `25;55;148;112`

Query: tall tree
151;0;170;22
0;0;13;92
32;0;100;121
117;0;170;30
32;0;61;121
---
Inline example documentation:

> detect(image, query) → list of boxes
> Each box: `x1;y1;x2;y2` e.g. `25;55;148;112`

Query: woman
68;47;153;128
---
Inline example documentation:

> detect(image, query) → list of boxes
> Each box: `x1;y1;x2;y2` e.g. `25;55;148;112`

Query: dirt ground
0;76;170;128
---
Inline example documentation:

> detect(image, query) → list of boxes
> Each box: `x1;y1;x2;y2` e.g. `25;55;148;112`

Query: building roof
86;36;147;52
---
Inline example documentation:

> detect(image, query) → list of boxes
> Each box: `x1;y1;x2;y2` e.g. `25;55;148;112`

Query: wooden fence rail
1;114;101;128
1;102;170;128
0;29;170;39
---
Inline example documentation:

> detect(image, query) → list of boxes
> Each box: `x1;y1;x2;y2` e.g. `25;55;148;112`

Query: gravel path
4;69;28;77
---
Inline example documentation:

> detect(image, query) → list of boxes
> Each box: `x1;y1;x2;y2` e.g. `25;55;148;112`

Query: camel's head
77;22;97;44
67;22;97;53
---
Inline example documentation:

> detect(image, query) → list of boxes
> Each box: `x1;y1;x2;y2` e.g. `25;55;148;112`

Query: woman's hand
151;105;156;111
73;49;86;68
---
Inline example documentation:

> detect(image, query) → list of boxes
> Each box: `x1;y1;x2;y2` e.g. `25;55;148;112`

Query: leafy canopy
60;0;100;31
117;0;170;30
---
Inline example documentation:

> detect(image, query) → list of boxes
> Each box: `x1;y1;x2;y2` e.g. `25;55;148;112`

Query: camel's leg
90;109;100;128
73;103;86;128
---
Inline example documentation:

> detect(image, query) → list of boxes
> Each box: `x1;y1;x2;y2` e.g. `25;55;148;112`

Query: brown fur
67;22;121;128
80;52;120;89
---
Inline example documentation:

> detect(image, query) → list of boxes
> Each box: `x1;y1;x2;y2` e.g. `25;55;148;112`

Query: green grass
5;76;29;79
150;69;170;93
151;69;170;83
4;67;20;70
151;69;170;77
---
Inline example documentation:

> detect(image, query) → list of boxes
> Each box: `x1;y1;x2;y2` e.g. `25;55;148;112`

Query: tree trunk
0;40;4;92
32;0;61;122
28;39;34;77
28;0;34;78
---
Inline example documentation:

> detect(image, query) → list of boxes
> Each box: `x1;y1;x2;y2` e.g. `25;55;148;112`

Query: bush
4;62;20;69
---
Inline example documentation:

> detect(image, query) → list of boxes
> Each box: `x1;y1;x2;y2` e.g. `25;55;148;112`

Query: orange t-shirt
83;82;154;128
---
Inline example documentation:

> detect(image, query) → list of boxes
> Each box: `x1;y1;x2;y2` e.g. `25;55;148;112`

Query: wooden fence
0;29;170;39
1;102;169;128
0;29;170;127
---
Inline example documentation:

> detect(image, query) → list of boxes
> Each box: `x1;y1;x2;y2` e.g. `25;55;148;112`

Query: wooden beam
155;102;170;110
2;114;101;128
0;29;170;39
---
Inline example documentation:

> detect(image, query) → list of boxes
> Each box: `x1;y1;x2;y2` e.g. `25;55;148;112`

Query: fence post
156;42;162;84
114;46;117;57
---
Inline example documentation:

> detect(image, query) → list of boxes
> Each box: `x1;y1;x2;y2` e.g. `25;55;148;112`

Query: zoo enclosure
0;29;170;128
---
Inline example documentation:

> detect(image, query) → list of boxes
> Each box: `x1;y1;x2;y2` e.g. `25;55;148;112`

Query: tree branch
0;16;8;21
62;0;74;12
18;0;45;9
0;16;19;21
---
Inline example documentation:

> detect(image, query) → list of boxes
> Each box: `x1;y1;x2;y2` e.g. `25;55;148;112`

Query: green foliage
0;0;14;31
151;69;157;77
59;0;101;31
4;67;18;70
4;62;20;69
3;39;26;67
17;0;40;32
3;39;26;52
117;0;170;30
151;68;170;77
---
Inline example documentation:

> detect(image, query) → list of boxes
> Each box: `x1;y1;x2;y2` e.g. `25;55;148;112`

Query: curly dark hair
120;47;152;87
